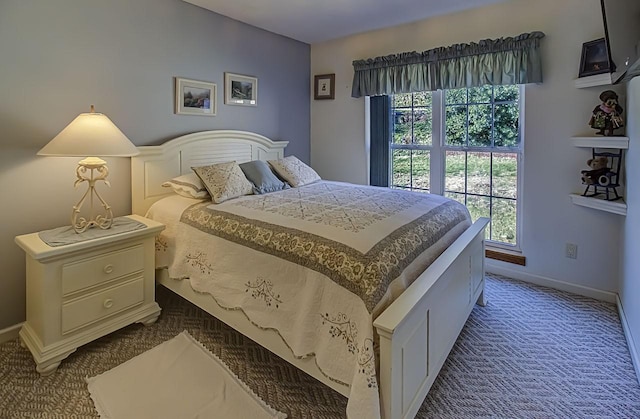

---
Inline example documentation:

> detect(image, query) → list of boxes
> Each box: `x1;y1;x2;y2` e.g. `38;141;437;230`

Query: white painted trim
486;262;617;303
569;194;627;216
0;323;23;344
570;136;629;149
617;295;640;386
574;72;616;89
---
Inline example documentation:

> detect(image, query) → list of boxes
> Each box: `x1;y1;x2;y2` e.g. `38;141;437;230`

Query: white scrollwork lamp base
71;157;113;234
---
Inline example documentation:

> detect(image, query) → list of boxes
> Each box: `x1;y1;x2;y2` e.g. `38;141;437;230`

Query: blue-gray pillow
239;160;289;194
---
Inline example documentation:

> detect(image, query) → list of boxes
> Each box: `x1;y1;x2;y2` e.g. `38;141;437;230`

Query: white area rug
86;331;286;419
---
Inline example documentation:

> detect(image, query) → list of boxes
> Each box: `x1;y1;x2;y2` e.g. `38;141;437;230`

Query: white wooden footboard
373;217;489;419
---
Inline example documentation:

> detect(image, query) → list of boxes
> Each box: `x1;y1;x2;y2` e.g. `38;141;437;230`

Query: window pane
394;94;412;108
467;195;491;240
412;150;430;191
466;195;491;221
413;91;431;107
494;85;519;102
445;88;466;105
445;150;466;193
445;106;467;146
469;85;492;104
393;110;412;144
413;108;432;145
492;153;518;199
392;149;411;188
468;105;492;147
492;198;517;244
467;152;491;196
445;191;465;205
494;103;520;147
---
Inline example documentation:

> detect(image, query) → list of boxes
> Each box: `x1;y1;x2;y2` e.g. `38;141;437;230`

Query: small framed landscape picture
224;73;257;106
175;77;216;116
314;73;335;100
578;38;613;78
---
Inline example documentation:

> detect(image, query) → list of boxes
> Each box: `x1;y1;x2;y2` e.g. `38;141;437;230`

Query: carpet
86;331;286;419
1;274;639;418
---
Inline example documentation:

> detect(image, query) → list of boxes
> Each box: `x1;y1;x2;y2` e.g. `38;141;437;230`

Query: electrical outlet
566;243;578;259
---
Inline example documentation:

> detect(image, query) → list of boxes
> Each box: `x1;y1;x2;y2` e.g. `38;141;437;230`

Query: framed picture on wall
578;38;614;78
175;77;217;116
314;73;335;100
224;73;258;106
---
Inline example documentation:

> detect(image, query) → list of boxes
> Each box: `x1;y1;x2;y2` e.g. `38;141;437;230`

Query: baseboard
486;262;617;303
617;296;640;385
0;323;23;344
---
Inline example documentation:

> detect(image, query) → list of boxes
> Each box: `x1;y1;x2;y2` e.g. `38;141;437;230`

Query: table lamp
38;105;139;233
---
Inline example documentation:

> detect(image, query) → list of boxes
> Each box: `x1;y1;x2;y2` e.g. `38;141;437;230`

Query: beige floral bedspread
148;181;471;419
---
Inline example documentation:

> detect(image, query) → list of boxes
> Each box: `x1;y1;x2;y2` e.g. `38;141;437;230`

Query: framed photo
314;74;335;100
175;77;216;116
578;38;613;78
224;73;257;106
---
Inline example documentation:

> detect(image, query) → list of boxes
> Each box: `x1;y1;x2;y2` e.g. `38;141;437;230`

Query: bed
131;130;489;419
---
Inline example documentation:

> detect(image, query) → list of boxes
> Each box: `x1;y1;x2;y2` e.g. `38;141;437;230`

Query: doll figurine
589;90;624;136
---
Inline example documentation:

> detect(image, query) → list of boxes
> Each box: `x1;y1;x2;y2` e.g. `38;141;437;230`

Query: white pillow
192;161;254;203
162;173;210;199
268;156;321;187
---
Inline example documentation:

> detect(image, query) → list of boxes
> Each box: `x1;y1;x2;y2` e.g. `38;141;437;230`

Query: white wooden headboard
131;130;288;215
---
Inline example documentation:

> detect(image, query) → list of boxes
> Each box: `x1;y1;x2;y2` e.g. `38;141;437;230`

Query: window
389;85;523;248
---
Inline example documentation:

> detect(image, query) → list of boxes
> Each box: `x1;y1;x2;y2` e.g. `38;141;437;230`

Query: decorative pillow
268;156;321;188
192;161;254;204
162;173;210;199
239;160;289;194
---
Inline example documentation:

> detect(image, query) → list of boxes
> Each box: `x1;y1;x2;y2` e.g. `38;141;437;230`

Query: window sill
485;247;526;266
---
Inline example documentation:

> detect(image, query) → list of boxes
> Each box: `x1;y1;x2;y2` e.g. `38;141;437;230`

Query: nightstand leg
138;309;161;326
35;350;76;377
36;361;63;377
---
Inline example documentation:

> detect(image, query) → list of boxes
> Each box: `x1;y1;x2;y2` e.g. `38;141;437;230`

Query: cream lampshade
38;105;139;233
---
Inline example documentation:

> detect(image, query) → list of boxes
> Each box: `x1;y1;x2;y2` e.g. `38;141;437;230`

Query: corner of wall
0;323;22;344
617;296;640;385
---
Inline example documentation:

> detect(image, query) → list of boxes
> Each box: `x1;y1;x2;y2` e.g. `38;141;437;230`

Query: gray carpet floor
1;274;639;418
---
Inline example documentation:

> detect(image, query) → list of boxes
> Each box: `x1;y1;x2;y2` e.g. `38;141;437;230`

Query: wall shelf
569;194;627;215
574;73;616;89
570;135;627;216
571;136;629;149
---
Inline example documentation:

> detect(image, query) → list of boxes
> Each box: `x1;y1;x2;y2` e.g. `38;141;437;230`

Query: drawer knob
103;264;114;274
103;299;114;309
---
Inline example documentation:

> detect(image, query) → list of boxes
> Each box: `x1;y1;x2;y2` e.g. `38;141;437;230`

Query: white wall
311;0;624;297
620;77;640;372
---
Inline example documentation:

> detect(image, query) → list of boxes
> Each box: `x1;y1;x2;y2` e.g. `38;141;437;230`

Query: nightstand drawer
62;245;144;294
61;277;144;334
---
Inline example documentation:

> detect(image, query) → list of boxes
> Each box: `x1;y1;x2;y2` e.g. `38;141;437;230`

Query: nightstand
15;215;165;376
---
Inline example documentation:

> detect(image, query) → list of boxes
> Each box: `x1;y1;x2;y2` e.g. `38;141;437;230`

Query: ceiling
183;0;509;44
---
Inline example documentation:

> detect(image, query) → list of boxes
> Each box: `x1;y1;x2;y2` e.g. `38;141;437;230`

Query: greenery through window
391;92;432;192
390;85;522;247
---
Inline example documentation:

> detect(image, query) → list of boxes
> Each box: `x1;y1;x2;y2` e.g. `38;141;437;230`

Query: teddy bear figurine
580;156;610;185
589;90;624;136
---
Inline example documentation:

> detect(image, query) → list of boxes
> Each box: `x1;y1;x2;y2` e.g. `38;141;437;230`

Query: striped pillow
162;173;210;199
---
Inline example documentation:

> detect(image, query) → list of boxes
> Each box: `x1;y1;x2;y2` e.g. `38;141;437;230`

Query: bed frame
131;130;489;419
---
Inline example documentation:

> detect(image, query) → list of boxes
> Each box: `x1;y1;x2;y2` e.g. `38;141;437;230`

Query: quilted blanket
147;181;471;418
